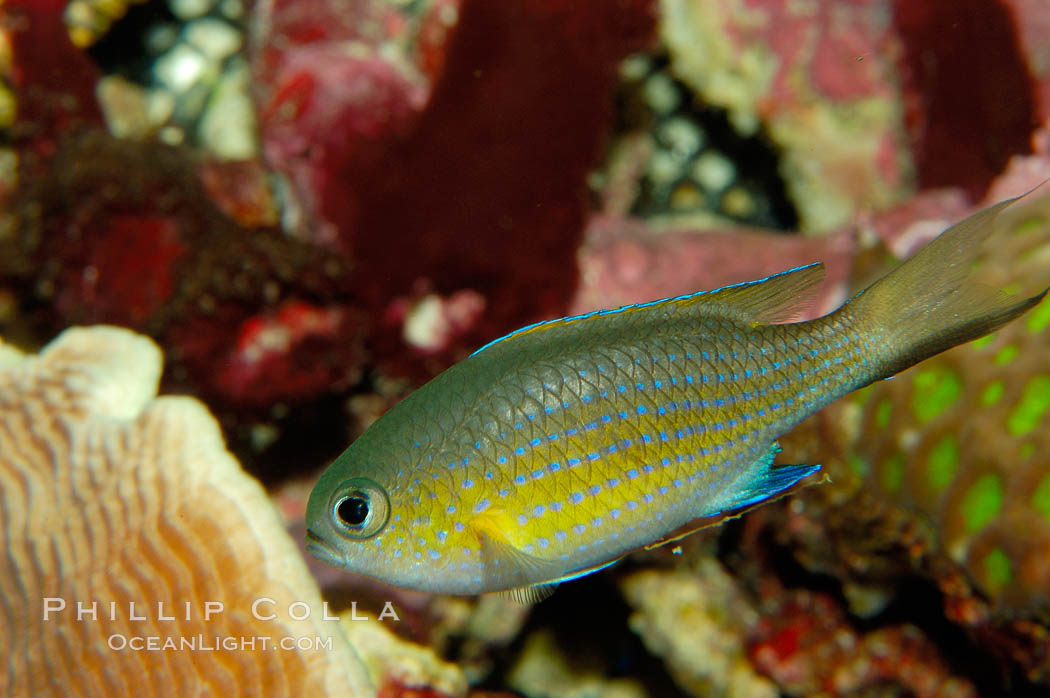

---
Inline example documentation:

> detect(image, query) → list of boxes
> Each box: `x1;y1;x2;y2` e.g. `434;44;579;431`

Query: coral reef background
1;0;1049;696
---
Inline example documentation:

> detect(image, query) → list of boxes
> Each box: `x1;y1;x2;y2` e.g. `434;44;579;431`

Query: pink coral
661;0;911;231
572;214;856;318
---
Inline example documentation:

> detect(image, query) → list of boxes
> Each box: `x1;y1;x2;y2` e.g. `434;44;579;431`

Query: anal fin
645;446;824;551
733;460;823;509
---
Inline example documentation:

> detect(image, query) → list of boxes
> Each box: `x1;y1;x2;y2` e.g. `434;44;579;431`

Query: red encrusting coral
331;0;656;346
255;0;658;379
6;132;362;412
748;583;977;697
4;0;659;413
1003;0;1050;124
1;0;103;163
208;300;365;406
892;0;1038;199
54;214;186;327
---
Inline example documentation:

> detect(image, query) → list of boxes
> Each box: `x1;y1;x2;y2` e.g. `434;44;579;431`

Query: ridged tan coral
0;326;374;697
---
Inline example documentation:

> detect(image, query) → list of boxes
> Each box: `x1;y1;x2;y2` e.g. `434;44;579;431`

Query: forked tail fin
844;191;1048;376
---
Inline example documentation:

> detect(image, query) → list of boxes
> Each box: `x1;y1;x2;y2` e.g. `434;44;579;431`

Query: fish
305;193;1047;603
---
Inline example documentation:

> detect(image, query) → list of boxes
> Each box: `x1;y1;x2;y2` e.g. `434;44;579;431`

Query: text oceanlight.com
106;634;334;652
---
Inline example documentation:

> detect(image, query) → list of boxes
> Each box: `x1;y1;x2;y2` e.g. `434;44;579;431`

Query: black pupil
337;496;369;526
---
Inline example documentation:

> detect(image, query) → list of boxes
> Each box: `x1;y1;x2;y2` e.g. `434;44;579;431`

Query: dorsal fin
471;262;826;356
698;262;826;325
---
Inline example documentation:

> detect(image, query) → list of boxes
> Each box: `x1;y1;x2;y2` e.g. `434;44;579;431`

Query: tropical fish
306;194;1047;602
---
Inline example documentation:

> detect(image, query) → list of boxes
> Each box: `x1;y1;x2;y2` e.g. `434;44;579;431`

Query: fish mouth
305;528;346;568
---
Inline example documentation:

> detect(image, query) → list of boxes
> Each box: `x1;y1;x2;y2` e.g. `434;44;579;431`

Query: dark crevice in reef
611;54;799;231
234;393;352;487
477;570;691;697
87;0;178;85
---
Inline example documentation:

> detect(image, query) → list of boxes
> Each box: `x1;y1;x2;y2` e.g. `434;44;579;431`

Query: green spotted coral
842;190;1050;611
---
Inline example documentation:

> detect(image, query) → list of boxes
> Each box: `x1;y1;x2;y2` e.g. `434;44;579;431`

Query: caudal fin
845;191;1048;376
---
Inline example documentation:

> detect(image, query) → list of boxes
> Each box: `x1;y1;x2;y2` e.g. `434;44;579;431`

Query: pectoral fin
498;584;559;604
472;511;567;597
472;510;623;604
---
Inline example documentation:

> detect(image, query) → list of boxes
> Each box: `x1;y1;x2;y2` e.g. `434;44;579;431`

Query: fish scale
461;318;868;559
306;193;1047;601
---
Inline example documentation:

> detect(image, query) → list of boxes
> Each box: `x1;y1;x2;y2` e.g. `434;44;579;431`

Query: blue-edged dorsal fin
696;261;826;325
471;263;826;356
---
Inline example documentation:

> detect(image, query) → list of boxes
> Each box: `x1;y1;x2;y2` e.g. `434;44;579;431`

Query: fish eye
329;478;389;539
338;497;369;525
